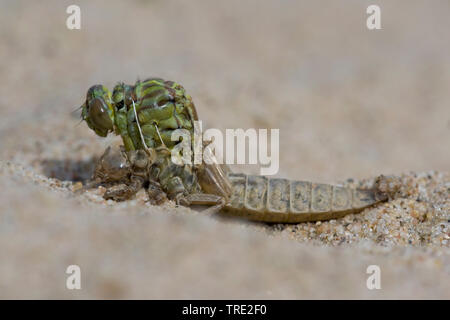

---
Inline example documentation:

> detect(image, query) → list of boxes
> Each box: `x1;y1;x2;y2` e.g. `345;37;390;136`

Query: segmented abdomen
223;173;385;222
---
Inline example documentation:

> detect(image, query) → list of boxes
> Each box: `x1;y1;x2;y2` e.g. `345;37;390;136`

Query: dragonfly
79;77;388;222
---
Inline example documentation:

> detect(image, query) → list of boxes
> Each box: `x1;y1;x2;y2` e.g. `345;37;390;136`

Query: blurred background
0;0;449;299
0;0;449;182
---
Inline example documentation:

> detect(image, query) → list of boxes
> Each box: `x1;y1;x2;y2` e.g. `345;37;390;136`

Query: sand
0;0;449;299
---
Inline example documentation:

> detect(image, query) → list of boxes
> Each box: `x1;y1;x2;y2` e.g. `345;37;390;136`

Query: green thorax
111;78;198;151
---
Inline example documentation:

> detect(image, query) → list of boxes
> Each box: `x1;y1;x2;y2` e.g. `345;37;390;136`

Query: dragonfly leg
103;176;144;201
177;193;226;215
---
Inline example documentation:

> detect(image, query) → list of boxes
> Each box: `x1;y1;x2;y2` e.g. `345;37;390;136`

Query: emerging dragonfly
80;77;388;222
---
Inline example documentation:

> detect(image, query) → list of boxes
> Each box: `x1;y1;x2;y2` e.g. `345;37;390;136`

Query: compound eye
89;98;113;132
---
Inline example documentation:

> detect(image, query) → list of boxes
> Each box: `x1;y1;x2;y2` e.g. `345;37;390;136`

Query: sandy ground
0;0;449;299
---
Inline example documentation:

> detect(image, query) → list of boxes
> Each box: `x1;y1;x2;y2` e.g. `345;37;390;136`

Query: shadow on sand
40;157;99;183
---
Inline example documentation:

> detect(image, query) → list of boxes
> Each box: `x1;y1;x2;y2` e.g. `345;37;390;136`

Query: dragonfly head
81;85;115;137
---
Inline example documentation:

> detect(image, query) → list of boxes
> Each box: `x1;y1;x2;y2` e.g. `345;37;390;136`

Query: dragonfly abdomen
224;173;387;223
